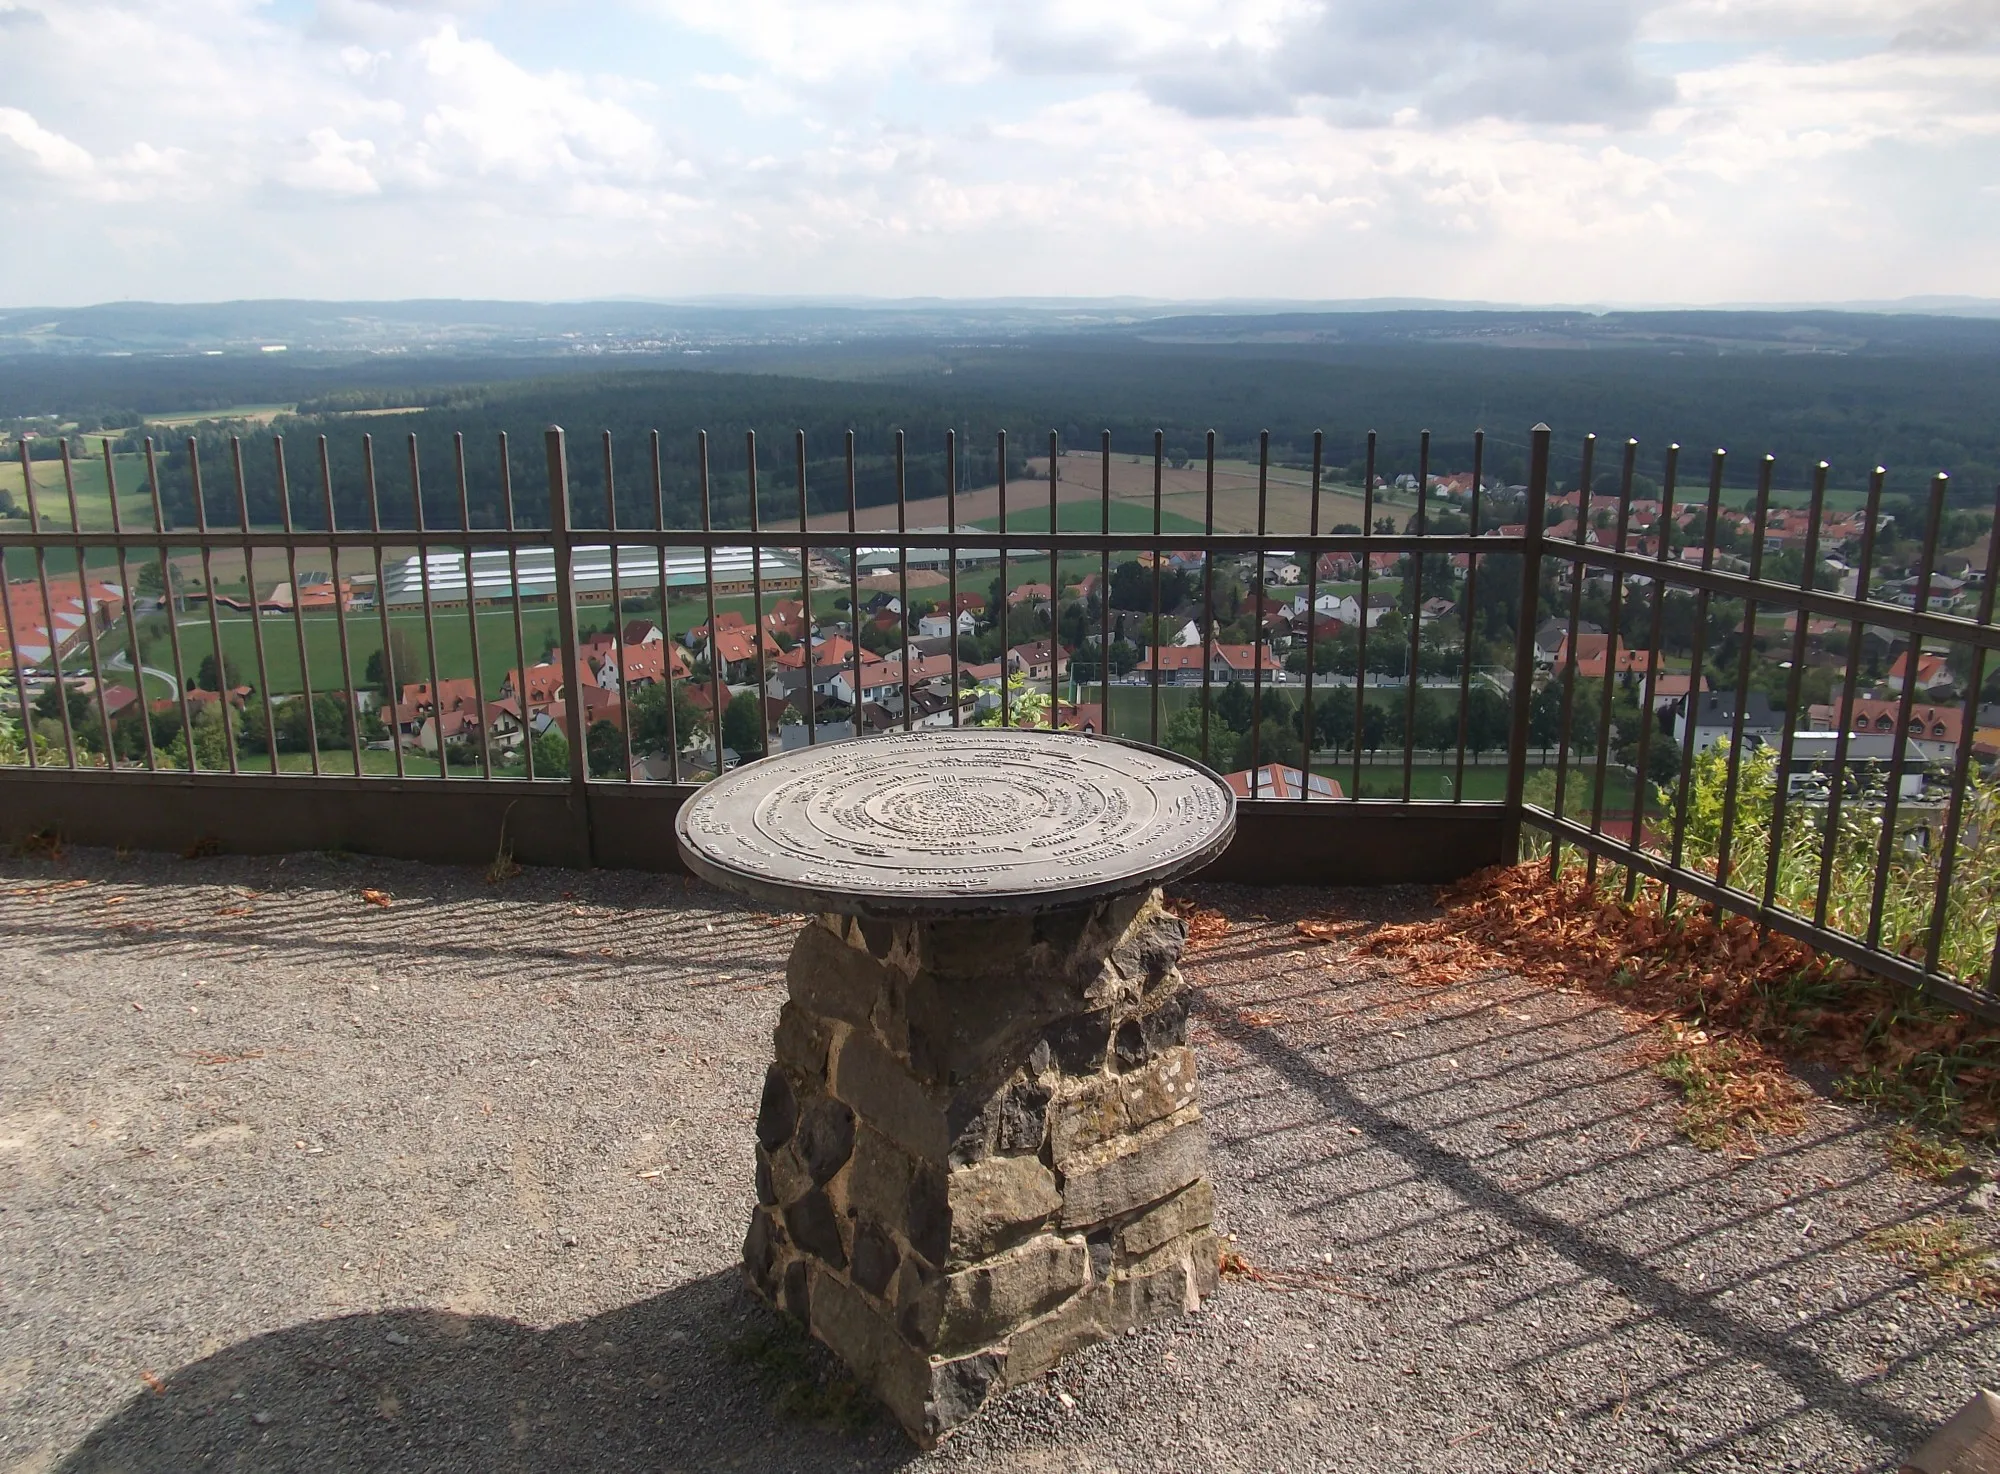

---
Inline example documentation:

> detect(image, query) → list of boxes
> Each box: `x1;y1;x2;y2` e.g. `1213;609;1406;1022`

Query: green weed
1864;1214;2000;1304
1884;1125;1971;1182
1650;1030;1808;1151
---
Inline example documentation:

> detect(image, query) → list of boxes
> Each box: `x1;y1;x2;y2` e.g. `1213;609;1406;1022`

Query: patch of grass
1864;1214;2000;1304
1885;1125;1971;1183
1648;1028;1807;1151
726;1316;878;1433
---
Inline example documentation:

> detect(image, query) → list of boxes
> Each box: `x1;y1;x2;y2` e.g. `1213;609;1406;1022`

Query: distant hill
4;297;2000;359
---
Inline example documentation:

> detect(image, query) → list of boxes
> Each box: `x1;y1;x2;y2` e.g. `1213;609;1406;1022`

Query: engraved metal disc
674;729;1236;918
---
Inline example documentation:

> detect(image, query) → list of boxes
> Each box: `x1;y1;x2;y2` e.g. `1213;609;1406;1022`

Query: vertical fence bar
946;428;961;728
1812;466;1887;925
0;536;32;762
1250;430;1269;794
649;431;682;773
21;441;78;767
318;436;364;777
894;430;911;733
698;432;725;766
605;432;631;781
1663;448;1727;909
500;434;538;779
1200;430;1216;766
1713;456;1776;891
1758;461;1830;918
1097;430;1112;736
747;430;771;750
1353;432;1376;800
1403;430;1428;803
5;443;45;765
1502;424;1550;858
229;438;280;776
1299;429;1323;802
798;429;818;743
1047;431;1060;728
20;436;76;764
1548;434;1596;875
545;429;591;813
456;433;492;780
1584;440;1639;884
146;440;196;771
845;432;861;736
1151;429;1165;747
101;439;155;770
362;437;403;780
59;441;117;763
189;440;241;774
405;436;446;780
1865;472;1949;951
997;430;1011;729
1924;482;2000;973
191;440;236;772
272;437;321;776
1453;431;1485;799
1622;443;1679;897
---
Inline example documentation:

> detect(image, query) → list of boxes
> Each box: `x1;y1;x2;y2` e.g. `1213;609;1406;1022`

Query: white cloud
0;107;94;174
0;0;1992;302
283;127;382;195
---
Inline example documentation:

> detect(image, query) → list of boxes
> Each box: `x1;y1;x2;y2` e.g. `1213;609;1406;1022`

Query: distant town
6;462;1989;821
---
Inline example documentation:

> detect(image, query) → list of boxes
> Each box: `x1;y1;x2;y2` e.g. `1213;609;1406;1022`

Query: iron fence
3;421;1997;1022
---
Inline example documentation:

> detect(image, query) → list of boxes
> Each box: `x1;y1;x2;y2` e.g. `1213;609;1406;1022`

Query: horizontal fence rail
4;421;1998;1021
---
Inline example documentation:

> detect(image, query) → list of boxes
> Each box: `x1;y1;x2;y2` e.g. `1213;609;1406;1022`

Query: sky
1;0;1996;307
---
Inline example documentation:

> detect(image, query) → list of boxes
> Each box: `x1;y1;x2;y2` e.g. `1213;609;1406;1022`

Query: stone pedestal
743;886;1219;1445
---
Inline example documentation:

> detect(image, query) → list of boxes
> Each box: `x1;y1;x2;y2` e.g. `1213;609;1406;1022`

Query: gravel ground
2;849;1995;1474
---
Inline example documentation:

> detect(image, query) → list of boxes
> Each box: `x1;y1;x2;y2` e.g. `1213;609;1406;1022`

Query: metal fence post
1501;423;1552;860
545;426;595;863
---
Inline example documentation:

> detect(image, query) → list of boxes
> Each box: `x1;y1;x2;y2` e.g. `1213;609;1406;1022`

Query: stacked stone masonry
743;886;1220;1445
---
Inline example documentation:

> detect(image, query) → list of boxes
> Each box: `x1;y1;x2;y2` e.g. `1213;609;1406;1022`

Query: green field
969;501;1208;535
147;606;566;700
0;451;159;530
1343;762;1635;808
143;404;295;429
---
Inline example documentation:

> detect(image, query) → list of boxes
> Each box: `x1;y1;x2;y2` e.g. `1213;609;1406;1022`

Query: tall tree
722;689;766;760
194;652;242;694
364;628;422;702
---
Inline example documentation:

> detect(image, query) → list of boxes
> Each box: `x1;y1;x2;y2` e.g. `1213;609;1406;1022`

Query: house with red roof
1223;765;1343;801
1887;649;1954;693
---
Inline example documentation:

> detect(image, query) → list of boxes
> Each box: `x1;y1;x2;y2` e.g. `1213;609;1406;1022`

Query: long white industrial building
377;545;804;607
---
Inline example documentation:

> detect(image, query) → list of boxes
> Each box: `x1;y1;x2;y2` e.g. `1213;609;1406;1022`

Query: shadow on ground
57;1272;914;1474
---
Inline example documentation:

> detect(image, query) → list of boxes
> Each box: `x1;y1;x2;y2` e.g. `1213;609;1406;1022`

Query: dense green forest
5;307;1997;529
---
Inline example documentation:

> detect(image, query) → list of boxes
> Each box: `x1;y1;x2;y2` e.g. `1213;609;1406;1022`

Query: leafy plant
969;671;1051;730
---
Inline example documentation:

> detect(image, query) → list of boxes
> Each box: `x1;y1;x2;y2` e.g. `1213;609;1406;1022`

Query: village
5;464;1994;824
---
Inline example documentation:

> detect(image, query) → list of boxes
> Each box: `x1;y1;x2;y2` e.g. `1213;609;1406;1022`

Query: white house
1291;591;1359;625
1671;691;1779;754
829;665;904;707
916;609;979;640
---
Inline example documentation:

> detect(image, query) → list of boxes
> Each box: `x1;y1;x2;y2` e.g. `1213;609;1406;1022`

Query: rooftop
5;848;1994;1472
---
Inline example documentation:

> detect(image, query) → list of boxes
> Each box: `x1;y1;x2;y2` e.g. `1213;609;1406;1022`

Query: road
104;650;179;698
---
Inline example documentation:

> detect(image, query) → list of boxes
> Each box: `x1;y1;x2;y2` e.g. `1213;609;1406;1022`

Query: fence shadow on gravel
56;1271;913;1474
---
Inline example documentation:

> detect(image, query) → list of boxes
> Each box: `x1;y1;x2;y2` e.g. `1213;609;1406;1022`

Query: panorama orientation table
675;728;1236;1444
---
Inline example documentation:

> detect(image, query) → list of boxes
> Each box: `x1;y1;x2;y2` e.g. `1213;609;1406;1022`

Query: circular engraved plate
674;729;1236;918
